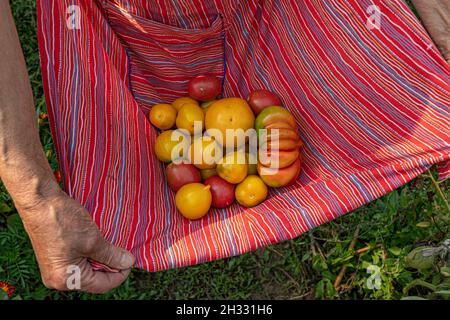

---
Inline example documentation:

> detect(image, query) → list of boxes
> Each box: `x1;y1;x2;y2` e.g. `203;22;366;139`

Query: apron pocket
103;3;226;112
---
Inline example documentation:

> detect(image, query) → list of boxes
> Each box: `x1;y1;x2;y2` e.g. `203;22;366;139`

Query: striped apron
37;0;450;271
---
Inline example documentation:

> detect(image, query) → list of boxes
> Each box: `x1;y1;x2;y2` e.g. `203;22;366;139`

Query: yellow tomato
175;183;212;220
176;103;205;135
217;151;248;184
235;175;268;208
149;104;177;130
172;97;199;112
205;98;255;148
154;130;190;163
189;136;220;170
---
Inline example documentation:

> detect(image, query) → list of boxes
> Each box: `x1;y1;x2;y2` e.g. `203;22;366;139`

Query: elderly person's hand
0;0;134;294
412;0;450;64
18;188;134;294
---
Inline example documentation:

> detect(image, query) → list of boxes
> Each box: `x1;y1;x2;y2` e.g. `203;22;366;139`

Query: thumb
444;53;450;66
89;239;135;270
442;49;450;66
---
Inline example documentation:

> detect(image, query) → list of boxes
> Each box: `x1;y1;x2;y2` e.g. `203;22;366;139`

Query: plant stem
427;170;450;213
334;225;361;290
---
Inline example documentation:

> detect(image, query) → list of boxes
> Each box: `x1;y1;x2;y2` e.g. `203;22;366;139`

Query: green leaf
0;290;8;300
372;253;380;265
403;279;436;295
386;191;399;212
7;214;22;228
435;291;450;296
440;267;450;277
399;187;409;208
405;247;435;270
322;271;336;281
401;296;427;300
315;280;325;299
0;202;12;213
416;221;430;228
389;247;402;256
302;252;311;261
325;279;337;297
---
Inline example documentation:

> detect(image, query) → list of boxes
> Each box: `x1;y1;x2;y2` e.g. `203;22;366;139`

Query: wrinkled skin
20;192;134;293
0;0;448;294
0;1;134;294
412;0;450;64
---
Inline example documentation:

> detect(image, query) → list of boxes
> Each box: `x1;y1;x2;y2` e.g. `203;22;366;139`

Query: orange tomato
260;138;303;151
259;148;300;169
149;104;177;130
154;130;190;163
265;128;301;142
205;98;255;148
176;103;204;135
235;175;268;208
175;183;212;220
217;151;248;184
257;156;302;188
172;97;199;112
254;106;297;131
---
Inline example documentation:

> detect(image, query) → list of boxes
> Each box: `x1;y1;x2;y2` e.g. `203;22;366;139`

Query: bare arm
0;1;59;209
0;1;134;293
412;0;450;64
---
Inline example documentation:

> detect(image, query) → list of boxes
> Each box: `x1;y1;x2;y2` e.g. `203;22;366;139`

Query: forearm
412;0;450;62
0;1;60;213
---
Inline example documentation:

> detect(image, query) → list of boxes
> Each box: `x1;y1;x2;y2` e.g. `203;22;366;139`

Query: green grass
1;0;449;300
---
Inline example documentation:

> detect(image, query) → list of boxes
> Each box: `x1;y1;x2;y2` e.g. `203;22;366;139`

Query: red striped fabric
37;0;450;271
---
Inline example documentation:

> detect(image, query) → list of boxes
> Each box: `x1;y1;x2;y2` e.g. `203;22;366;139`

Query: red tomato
166;162;202;192
204;175;236;209
247;89;282;115
188;76;221;102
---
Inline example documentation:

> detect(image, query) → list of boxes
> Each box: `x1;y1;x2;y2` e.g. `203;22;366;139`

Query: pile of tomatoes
149;76;303;220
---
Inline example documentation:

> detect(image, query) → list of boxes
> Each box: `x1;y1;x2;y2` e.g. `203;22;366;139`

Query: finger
83;269;131;294
89;238;135;270
79;261;131;294
444;53;450;66
440;48;450;65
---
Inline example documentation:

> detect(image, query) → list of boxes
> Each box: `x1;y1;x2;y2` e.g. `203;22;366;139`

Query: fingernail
121;251;135;268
